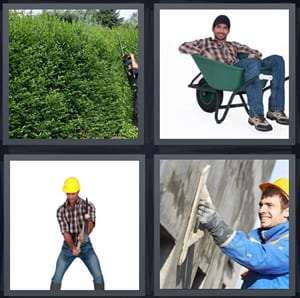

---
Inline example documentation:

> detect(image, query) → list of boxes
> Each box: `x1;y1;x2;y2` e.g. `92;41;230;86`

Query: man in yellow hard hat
197;178;289;289
50;177;105;290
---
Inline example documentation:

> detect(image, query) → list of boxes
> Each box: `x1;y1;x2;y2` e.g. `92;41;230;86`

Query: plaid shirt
57;197;96;235
179;37;262;64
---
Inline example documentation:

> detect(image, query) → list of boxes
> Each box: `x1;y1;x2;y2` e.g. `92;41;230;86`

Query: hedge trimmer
117;32;138;100
117;33;139;124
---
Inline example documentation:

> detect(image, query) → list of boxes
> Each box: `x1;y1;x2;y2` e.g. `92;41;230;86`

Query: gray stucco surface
160;159;275;289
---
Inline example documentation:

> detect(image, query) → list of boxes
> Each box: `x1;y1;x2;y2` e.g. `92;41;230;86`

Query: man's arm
197;186;288;274
77;201;96;243
77;219;95;244
232;41;263;58
220;231;289;275
86;201;96;235
130;53;139;70
63;231;80;256
57;206;80;256
197;185;235;247
88;201;96;233
179;38;206;55
88;220;95;234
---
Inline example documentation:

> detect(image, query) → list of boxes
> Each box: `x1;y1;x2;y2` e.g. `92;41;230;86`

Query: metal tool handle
117;32;125;57
76;197;90;249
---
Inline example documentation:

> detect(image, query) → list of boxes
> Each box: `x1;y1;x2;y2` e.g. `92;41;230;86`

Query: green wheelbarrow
188;53;289;124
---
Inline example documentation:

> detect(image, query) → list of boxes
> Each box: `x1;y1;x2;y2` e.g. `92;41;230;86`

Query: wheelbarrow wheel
196;78;223;113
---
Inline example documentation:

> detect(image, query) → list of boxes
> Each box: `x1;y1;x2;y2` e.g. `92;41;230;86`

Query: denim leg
80;241;105;285
261;55;285;111
234;58;264;116
51;242;76;284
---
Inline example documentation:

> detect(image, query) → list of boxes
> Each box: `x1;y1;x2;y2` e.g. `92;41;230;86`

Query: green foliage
51;10;80;24
88;9;122;28
9;10;138;139
49;9;122;28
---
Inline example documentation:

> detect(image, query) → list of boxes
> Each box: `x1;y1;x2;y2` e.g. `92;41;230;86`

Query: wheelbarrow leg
214;75;259;123
215;92;250;124
239;94;249;115
214;91;238;124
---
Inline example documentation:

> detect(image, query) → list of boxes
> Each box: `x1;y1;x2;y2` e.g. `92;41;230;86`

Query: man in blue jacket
197;178;289;289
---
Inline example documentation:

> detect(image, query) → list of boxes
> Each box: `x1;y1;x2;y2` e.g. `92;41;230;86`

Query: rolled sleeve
233;41;263;58
179;39;205;55
88;202;96;225
57;207;69;234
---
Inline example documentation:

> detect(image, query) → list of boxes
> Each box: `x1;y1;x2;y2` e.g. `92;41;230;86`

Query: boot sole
248;120;273;131
266;115;289;125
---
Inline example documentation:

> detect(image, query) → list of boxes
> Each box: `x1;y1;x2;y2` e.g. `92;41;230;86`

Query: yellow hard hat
62;176;80;193
259;178;289;199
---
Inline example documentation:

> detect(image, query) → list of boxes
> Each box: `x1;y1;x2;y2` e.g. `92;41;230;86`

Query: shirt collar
250;221;289;243
64;197;83;208
209;37;226;47
260;221;289;242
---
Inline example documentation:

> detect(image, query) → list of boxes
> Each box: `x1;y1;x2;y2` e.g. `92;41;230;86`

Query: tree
51;10;80;23
123;12;138;29
88;9;122;28
45;9;123;27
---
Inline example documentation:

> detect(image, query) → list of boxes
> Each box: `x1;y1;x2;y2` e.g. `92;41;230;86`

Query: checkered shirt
179;37;262;64
57;197;96;235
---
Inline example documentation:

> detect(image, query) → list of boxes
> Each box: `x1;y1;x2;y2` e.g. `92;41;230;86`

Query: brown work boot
248;115;273;132
266;110;289;125
94;282;105;290
50;282;61;290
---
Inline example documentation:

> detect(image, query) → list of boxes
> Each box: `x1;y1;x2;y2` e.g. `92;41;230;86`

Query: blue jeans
51;240;104;286
234;55;285;116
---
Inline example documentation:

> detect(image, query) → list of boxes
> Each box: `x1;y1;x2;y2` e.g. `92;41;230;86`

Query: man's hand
197;184;216;226
248;53;256;58
63;231;82;255
130;53;139;69
196;184;234;246
72;247;81;256
204;50;213;59
77;234;84;244
197;199;217;226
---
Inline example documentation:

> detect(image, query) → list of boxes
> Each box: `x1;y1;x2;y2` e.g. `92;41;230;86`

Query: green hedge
9;11;138;139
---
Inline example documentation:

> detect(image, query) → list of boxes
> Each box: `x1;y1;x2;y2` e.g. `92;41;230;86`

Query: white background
159;9;290;139
9;160;140;290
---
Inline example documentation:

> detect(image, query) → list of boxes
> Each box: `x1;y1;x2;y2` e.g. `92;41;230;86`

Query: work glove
197;185;235;246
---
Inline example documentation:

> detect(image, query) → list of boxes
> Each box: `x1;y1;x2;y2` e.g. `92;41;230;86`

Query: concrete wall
160;159;275;289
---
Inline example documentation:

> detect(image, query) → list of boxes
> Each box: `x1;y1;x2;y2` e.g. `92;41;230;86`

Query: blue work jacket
221;221;289;289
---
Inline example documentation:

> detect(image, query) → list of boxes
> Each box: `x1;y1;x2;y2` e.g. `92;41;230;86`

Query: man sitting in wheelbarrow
179;15;289;132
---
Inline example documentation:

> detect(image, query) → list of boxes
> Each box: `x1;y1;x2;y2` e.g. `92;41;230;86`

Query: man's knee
274;55;285;66
269;54;284;60
242;58;261;75
266;54;285;67
248;58;261;70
